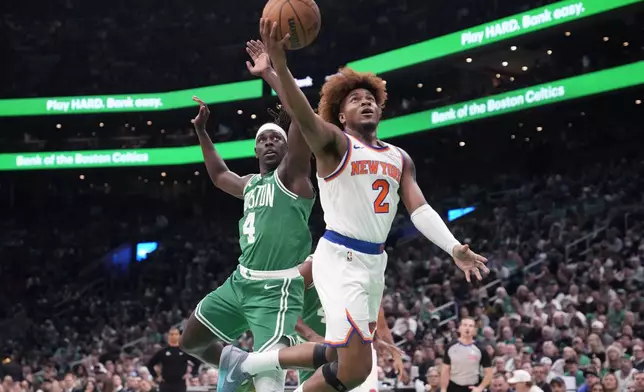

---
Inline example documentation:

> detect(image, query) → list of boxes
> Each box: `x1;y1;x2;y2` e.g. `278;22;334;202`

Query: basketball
262;0;321;50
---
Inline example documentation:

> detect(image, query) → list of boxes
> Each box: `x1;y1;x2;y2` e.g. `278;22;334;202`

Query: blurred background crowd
1;1;643;392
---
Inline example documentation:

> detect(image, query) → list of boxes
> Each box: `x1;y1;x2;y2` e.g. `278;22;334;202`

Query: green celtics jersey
238;170;314;271
301;285;325;338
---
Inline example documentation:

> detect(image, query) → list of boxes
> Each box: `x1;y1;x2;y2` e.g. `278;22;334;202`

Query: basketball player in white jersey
216;20;489;392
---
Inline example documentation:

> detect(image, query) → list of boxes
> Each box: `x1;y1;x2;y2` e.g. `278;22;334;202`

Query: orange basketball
262;0;321;50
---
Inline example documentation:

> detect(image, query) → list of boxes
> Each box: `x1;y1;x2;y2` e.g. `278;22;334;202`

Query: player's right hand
259;18;290;68
452;244;489;283
191;96;210;132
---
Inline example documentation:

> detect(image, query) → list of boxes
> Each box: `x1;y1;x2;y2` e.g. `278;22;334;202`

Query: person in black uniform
441;318;493;392
147;327;200;392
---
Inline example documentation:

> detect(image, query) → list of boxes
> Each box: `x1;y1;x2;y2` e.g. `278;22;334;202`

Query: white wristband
410;204;461;256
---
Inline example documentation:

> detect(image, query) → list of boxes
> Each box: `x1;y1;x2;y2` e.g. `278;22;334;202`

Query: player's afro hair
318;67;387;130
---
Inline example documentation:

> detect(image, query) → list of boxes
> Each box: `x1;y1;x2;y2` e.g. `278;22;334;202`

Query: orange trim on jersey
323;135;352;182
323;309;374;347
362;142;390;152
346;133;390;152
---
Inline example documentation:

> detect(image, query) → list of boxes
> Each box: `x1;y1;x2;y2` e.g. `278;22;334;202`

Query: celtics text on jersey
238;170;314;271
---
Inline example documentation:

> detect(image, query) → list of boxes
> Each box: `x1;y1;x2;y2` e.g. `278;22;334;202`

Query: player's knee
336;344;373;387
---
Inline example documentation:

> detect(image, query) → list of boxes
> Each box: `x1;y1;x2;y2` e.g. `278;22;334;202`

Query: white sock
294;382;305;392
253;369;286;392
241;348;282;375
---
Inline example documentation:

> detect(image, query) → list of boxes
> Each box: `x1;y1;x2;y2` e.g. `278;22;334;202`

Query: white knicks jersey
317;133;404;244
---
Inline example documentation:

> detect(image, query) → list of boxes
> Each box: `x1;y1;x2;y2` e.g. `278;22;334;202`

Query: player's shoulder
243;173;260;191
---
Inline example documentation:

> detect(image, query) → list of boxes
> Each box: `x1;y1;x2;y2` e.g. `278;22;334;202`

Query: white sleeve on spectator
410;204;461;257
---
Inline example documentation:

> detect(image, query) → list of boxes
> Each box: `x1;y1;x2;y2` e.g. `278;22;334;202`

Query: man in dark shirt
147;328;200;392
533;363;552;392
441;318;493;392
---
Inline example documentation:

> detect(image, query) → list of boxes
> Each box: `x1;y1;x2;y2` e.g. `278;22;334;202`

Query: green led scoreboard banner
1;61;642;171
0;0;640;117
348;0;642;73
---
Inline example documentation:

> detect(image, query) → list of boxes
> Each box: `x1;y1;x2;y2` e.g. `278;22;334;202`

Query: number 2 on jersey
243;212;256;243
372;179;390;214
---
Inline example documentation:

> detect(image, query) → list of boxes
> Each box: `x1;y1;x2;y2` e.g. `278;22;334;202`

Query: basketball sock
241;349;282;374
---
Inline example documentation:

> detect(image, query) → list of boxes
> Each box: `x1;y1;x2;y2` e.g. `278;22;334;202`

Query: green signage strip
0;0;639;118
1;62;641;171
348;0;641;73
0;80;263;117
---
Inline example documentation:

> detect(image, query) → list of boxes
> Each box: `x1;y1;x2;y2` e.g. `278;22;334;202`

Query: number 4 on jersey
243;212;256;243
372;179;390;214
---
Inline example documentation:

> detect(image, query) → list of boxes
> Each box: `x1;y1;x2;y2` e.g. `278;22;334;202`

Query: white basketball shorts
312;233;387;346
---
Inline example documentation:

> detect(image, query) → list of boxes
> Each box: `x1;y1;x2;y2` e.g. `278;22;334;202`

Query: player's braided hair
267;104;291;131
318;67;387;129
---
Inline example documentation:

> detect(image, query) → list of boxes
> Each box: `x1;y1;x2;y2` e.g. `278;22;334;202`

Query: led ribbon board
348;0;642;73
0;0;639;117
1;61;641;171
0;80;263;117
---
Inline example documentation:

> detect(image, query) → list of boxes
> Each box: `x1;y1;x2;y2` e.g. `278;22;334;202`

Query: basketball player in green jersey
179;42;313;392
295;257;407;387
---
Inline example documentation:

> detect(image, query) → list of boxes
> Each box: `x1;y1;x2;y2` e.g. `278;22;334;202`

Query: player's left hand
452;244;489;283
246;40;272;76
259;18;290;68
375;341;407;383
191;96;210;132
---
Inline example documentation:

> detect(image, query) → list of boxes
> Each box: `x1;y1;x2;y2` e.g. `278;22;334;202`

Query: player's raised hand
452;244;489;283
259;18;290;67
191;96;210;132
246;40;272;76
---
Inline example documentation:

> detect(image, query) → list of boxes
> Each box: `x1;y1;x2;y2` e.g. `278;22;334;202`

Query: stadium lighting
147;120;152;126
187;180;192;184
56;124;62;129
502;61;508;67
237;110;243;115
537;126;543;132
466;57;472;63
565;31;571;36
79;175;85;180
194;171;200;176
160;129;165;134
161;172;167;177
511;134;516;139
636;100;642;105
160;181;164;185
510;46;517;51
251;114;257;119
603;37;609;42
131;126;136;131
525;137;531;142
510;77;515;81
436;87;442;92
417;83;423;88
459;141;466;147
144;179;149;183
522;66;528;71
623;42;629;47
547;50;553;55
496;74;501;78
99;122;104;127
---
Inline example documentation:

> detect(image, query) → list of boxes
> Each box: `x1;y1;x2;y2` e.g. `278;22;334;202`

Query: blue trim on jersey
322;230;384;255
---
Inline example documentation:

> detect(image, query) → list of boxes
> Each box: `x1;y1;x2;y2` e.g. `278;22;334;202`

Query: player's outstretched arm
398;148;489;282
259;18;345;156
246;40;313;196
192;97;252;199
